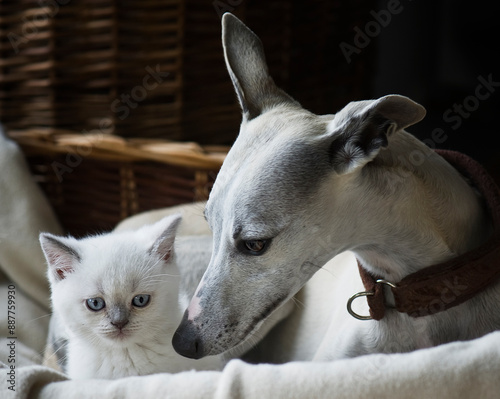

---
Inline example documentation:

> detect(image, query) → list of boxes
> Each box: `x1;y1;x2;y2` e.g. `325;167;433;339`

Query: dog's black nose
172;319;205;359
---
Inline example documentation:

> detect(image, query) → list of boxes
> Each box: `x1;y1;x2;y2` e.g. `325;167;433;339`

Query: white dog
172;13;500;360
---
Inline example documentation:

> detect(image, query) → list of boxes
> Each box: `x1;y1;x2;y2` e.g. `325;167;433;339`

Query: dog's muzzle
172;317;205;359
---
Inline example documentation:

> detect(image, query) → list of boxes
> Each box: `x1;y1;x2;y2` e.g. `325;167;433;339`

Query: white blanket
1;130;500;398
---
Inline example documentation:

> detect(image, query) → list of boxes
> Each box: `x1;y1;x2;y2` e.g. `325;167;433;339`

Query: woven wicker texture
1;0;375;143
1;0;184;139
0;0;376;235
9;128;226;236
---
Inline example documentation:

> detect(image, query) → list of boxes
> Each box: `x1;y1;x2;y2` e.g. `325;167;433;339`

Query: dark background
371;0;500;175
262;0;500;178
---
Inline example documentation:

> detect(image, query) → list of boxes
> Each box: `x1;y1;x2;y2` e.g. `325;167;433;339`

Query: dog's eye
86;297;105;312
243;240;267;254
132;294;151;308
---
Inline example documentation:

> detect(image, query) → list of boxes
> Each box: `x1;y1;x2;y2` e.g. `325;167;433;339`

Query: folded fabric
0;129;63;309
2;129;500;399
6;330;499;399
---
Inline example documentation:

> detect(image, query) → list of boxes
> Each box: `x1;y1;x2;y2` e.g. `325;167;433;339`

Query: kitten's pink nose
109;305;130;330
111;319;129;330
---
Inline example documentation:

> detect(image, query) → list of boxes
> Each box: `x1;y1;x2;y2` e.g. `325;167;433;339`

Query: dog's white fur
173;13;499;360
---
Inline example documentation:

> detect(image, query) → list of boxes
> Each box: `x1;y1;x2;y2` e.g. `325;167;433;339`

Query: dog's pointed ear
221;13;296;119
329;95;426;174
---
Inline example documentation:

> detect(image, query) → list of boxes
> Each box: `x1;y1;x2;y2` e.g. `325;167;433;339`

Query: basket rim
8;128;228;170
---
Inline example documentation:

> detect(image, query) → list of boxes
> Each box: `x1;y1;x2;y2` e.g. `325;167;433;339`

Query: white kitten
40;214;220;379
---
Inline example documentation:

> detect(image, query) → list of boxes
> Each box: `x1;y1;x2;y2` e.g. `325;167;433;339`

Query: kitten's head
40;214;182;346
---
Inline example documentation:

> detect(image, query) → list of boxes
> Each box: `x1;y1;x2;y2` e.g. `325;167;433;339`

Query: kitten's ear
149;214;182;263
39;233;81;282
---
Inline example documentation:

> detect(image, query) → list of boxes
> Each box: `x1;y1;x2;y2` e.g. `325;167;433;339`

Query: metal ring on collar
376;279;396;288
346;279;396;320
346;290;374;320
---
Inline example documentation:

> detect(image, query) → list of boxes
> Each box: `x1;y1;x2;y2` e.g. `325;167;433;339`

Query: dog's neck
338;131;492;283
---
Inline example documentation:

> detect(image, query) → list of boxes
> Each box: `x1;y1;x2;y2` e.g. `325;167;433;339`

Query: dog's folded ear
371;95;426;132
329;95;426;174
221;13;297;119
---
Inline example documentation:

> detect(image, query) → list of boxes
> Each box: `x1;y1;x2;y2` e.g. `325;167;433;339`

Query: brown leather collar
357;150;500;320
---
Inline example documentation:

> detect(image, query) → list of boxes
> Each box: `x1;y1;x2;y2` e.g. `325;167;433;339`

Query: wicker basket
0;0;376;236
9;128;228;237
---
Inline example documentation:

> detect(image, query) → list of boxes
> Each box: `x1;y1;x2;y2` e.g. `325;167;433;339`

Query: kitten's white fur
40;214;221;379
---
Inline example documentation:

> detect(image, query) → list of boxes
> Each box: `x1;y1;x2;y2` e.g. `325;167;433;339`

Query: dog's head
172;13;426;358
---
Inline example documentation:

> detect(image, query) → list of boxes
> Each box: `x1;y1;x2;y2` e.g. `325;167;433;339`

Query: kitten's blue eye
132;294;150;308
86;297;105;311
